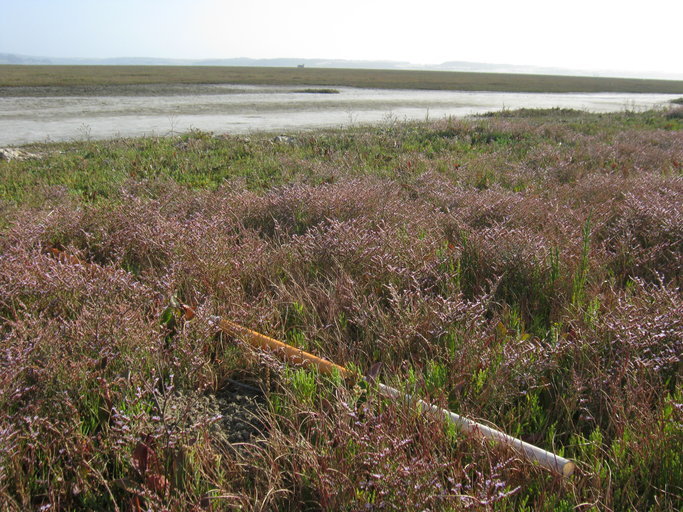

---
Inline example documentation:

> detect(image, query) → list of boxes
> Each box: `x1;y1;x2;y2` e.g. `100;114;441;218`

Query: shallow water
0;84;678;145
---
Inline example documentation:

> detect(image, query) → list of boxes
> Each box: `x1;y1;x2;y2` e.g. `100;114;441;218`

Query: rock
204;382;267;446
0;148;39;162
272;135;297;145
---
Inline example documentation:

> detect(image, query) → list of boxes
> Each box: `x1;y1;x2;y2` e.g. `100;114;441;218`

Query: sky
2;0;682;77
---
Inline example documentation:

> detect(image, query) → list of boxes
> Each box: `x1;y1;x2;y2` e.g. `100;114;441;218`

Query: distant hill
0;53;53;65
0;53;413;69
2;53;682;80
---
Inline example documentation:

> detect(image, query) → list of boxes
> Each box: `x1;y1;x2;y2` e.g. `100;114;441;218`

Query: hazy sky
2;0;682;76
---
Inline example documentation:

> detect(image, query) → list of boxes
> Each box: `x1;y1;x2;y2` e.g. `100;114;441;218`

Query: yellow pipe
214;315;575;477
214;317;352;377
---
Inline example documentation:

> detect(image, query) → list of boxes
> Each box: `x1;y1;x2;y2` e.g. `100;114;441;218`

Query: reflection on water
0;84;678;145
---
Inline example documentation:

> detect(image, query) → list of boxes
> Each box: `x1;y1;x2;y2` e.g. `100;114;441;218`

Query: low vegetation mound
296;88;340;94
0;108;681;510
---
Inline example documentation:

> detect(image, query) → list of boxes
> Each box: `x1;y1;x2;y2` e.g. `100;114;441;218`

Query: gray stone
0;148;39;161
272;135;297;145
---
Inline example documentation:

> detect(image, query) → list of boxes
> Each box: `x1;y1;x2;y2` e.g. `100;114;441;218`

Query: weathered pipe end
562;460;576;478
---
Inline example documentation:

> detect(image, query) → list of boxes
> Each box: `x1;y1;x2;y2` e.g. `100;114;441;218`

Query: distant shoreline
2;65;683;94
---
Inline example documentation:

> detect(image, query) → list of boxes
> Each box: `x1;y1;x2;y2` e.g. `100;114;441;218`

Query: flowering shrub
1;109;681;510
